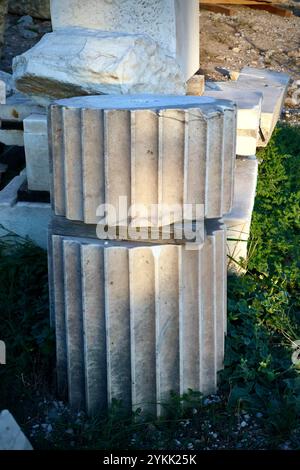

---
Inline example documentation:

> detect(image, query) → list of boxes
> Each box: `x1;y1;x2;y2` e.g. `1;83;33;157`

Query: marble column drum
48;220;227;416
49;94;237;225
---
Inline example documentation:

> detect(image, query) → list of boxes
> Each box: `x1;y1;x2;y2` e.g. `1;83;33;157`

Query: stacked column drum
48;95;237;415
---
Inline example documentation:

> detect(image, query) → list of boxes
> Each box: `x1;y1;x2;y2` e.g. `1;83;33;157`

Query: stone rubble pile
49;221;227;414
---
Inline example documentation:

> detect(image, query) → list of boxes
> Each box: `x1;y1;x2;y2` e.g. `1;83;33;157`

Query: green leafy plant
0;234;54;417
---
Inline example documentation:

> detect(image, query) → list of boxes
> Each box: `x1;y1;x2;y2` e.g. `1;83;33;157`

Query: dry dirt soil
200;6;300;114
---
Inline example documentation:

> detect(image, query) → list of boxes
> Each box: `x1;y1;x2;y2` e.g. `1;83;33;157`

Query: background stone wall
0;1;8;57
8;0;50;19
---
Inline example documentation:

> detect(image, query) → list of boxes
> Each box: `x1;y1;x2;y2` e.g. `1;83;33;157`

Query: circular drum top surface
55;94;231;110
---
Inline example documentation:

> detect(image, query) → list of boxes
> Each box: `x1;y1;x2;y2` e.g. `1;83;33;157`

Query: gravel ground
200;7;300;82
200;7;300;124
23;393;300;450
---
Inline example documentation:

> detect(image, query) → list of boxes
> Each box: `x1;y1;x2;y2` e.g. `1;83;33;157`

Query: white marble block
13;28;186;103
204;87;262;157
0;79;6;104
0;169;51;249
0;93;44;148
48;220;227;415
0;93;44;122
0;129;23;146
24;113;50;192
224;156;258;273
0;410;33;450
207;68;290;149
238;67;290;146
50;0;200;80
49;94;236;225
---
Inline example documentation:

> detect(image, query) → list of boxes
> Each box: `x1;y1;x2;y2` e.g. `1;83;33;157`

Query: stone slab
50;0;199;80
0;93;44;122
9;0;50;19
238;67;290;88
0;1;8;56
13;28;186;104
0;410;33;450
0;201;51;249
49;94;236;225
24;113;50;191
0;169;26;207
0;170;51;248
224;156;258;273
0;128;24;146
0;71;15;97
209;68;290;147
204;88;262;156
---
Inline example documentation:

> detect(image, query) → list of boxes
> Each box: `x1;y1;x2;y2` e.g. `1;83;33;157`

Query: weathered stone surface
105;247;131;408
24;113;50;191
13;28;186;104
0;0;8;57
0;410;33;450
239;67;290;88
48;221;227;414
81;245;107;414
50;0;199;80
209;68;290;148
63;240;85;409
0;170;51;249
0;71;14;96
0;202;51;249
155;245;180;414
238;67;290;147
49;94;236;225
0;128;23;146
0;169;26;207
0;92;44;121
204;87;262;156
224;156;258;273
129;246;156;415
0;78;5;103
9;0;50;19
186;75;205;96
